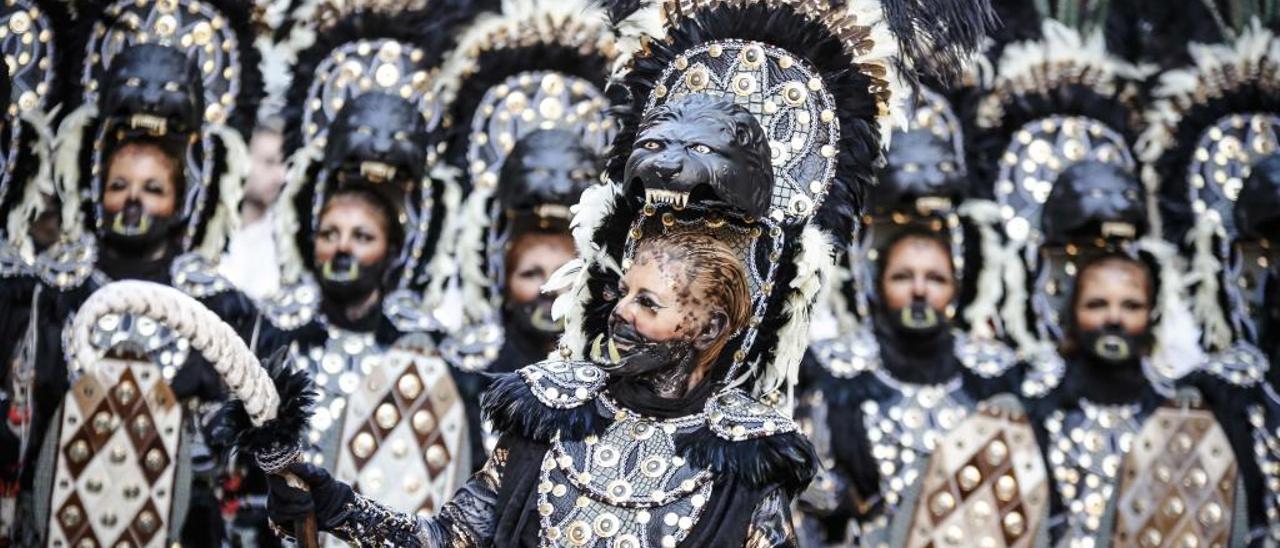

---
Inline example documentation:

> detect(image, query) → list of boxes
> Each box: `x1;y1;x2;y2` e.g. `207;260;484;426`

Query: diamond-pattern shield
334;345;467;520
47;358;182;548
906;402;1048;548
1112;406;1237;547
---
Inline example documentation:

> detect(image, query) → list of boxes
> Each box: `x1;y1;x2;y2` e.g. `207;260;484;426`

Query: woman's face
880;235;956;312
611;249;716;353
103;143;179;218
506;233;576;305
1074;260;1151;335
314;196;390;269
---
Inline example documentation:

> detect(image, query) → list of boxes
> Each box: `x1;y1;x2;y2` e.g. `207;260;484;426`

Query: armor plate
1111;405;1237;547
906;402;1048;548
46;357;183;548
332;339;467;518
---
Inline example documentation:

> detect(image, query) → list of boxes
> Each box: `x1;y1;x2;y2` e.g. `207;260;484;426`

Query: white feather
52;104;97;240
552;182;619;359
753;226;834;408
6;109;56;261
958;199;1007;339
198;125;249;261
274;145;319;285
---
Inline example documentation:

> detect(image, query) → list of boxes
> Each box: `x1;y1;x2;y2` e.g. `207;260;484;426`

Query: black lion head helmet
323;91;432;192
101;44;204;138
1042;160;1148;245
623;94;772;217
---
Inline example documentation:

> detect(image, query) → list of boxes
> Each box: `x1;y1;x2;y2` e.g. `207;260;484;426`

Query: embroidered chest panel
905;403;1049;548
1111;406;1237;548
295;331;467;517
536;399;714;548
48;358;183;548
860;371;976;511
1043;400;1143;543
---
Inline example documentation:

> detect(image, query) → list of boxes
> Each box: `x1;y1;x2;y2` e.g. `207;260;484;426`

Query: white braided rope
69;280;279;426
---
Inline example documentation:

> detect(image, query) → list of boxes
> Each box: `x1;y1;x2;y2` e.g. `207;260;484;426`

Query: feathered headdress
546;0;994;407
266;1;483;329
1138;21;1280;353
49;0;264;269
434;0;619;370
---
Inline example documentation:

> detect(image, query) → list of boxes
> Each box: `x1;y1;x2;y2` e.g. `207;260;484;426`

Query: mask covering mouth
590;317;695;376
1080;325;1141;364
507;295;564;343
318;252;387;302
100;200;178;251
887;299;946;337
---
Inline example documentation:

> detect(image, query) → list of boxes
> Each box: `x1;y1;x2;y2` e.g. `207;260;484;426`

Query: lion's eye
126;77;141;87
692;144;712;154
163;82;181;92
902;163;920;173
642;141;661;151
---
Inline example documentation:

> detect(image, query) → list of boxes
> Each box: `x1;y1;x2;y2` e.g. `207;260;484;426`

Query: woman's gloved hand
265;463;355;533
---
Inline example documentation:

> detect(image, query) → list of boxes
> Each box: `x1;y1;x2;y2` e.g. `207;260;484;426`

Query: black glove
265;463;355;533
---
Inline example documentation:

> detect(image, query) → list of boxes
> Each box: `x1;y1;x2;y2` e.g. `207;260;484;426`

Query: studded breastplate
294;327;381;465
536;396;715;548
1043;399;1143;544
861;368;974;517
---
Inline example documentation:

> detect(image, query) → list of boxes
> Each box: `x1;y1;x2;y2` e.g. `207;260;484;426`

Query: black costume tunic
300;360;815;547
797;322;1027;544
1023;352;1277;545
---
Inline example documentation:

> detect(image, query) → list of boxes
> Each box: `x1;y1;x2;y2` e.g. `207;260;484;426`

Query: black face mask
885;299;948;338
99;199;181;254
505;294;564;346
317;252;389;303
623;94;772;218
590;313;697;378
1078;324;1145;365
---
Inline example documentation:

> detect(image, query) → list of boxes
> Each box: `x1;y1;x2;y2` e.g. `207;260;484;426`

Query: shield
46;353;184;548
332;335;468;517
1111;405;1236;547
905;401;1049;548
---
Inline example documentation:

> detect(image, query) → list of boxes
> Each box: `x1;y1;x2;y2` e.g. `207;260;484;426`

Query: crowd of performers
1;0;1280;546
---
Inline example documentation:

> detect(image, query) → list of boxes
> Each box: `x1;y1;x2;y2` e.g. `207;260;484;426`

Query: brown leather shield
1111;405;1236;547
333;343;468;517
47;358;183;548
906;401;1049;548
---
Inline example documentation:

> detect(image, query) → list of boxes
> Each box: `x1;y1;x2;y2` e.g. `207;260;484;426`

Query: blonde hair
635;230;750;374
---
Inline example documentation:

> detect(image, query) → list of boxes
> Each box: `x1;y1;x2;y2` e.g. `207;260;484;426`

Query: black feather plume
482;372;608;443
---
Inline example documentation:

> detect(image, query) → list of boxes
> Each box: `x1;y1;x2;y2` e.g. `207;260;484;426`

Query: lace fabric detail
537;399;714;547
810;326;880;378
329;494;430;547
439;319;503;373
705;389;797;441
519;360;608;409
169;252;235;298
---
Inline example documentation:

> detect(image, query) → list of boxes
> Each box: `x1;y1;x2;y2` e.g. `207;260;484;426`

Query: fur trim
52;103;97;240
212;348;317;455
274;145;320;286
1187;219;1233;351
677;428;817;496
198;125;249;260
957;199;1006;338
1137;237;1205;382
455;185;496;322
548;182;621;359
6;109;57;261
747;226;833;405
1000;239;1036;351
481;371;606;442
421;165;463;307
